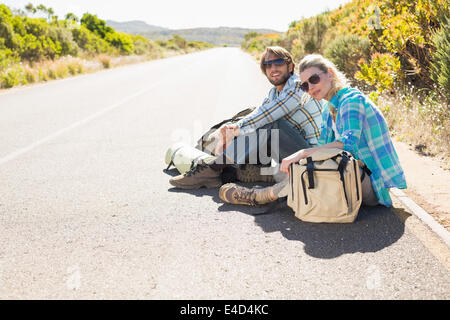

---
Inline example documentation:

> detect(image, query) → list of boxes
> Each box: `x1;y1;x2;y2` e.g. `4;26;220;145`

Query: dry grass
377;90;450;169
0;46;182;91
0;54;162;89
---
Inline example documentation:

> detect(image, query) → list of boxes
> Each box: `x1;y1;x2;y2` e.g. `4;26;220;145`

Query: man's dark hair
260;46;295;75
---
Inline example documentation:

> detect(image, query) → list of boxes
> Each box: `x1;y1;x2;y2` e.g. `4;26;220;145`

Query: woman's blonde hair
298;54;349;93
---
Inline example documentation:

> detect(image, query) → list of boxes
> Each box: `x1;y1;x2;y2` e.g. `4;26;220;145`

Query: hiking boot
219;183;275;206
236;164;275;183
169;163;222;189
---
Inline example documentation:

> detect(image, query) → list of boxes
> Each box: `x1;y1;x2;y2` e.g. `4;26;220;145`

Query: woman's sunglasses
300;72;325;92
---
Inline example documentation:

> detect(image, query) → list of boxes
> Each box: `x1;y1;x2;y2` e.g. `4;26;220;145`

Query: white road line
0;56;204;167
0;75;172;167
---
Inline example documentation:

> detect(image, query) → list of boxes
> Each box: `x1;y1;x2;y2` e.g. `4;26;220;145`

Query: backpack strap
337;153;349;204
306;157;315;189
359;162;372;181
289;163;294;199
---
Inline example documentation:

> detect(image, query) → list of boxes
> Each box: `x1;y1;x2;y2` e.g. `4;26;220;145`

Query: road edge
390;188;450;248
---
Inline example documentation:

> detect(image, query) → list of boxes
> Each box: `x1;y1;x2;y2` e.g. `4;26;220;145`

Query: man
169;46;323;204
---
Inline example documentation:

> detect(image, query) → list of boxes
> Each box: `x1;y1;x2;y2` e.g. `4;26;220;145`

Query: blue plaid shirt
237;74;323;145
319;87;407;206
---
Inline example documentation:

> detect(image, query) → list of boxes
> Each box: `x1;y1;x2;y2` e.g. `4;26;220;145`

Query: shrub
105;32;134;54
169;35;186;50
355;52;401;99
430;17;450;102
0;45;18;70
38;67;47;81
155;40;168;48
1;65;23;88
48;25;79;56
98;54;111;68
67;61;83;75
47;67;56;79
241;33;281;53
289;14;328;60
324;34;371;79
24;66;36;83
71;25;110;54
131;35;153;55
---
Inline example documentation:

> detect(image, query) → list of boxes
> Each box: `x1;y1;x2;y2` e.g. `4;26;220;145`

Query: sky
2;0;351;32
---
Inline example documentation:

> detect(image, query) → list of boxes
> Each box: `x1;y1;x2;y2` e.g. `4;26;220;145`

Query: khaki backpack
287;148;369;223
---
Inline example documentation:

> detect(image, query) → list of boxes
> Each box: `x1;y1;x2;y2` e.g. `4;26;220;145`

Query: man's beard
268;72;290;86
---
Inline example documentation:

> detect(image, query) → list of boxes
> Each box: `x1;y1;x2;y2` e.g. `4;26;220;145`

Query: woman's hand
280;148;313;173
279;142;344;173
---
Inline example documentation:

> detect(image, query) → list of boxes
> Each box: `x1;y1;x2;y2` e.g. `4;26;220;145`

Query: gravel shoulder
393;140;450;232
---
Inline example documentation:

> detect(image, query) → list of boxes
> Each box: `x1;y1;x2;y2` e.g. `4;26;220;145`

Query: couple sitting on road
169;46;406;208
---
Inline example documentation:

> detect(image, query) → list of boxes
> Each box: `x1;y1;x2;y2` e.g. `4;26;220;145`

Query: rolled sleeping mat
165;142;216;174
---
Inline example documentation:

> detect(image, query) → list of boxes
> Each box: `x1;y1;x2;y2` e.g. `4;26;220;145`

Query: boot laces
185;164;208;177
233;187;257;205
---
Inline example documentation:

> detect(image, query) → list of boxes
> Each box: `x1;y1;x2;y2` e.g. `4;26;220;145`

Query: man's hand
214;124;240;155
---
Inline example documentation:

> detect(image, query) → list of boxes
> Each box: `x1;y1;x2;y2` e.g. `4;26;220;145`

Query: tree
24;3;36;15
36;4;55;21
80;13;113;38
65;13;79;23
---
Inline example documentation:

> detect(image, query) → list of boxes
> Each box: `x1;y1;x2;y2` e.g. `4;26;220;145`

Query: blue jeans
222;117;312;165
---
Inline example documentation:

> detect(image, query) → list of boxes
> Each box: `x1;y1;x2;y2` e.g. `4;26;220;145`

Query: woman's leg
361;170;378;206
219;176;289;206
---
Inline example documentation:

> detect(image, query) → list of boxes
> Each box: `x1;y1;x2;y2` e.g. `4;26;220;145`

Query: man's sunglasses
300;72;324;92
263;58;286;68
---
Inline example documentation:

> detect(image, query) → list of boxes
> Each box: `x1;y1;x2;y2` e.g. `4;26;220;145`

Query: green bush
71;25;110;54
80;13;113;38
430;17;450;102
355;52;401;102
324;34;371;79
0;3;213;90
1;66;24;88
187;41;214;50
289;14;328;61
38;68;47;81
67;61;83;75
169;35;186;50
166;43;180;51
0;45;18;70
105;32;134;54
48;25;79;56
155;40;168;48
24;69;36;83
0;5;18;49
132;35;154;55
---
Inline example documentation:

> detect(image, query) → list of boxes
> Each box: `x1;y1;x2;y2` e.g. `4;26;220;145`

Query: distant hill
106;20;281;46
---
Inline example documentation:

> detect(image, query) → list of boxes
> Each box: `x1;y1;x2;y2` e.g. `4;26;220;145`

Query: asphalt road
0;48;448;299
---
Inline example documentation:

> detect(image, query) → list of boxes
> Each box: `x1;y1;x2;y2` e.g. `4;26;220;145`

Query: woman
219;54;406;207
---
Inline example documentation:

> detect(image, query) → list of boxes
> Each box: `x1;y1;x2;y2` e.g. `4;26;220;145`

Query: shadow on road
167;185;406;259
226;202;406;259
168;187;223;202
